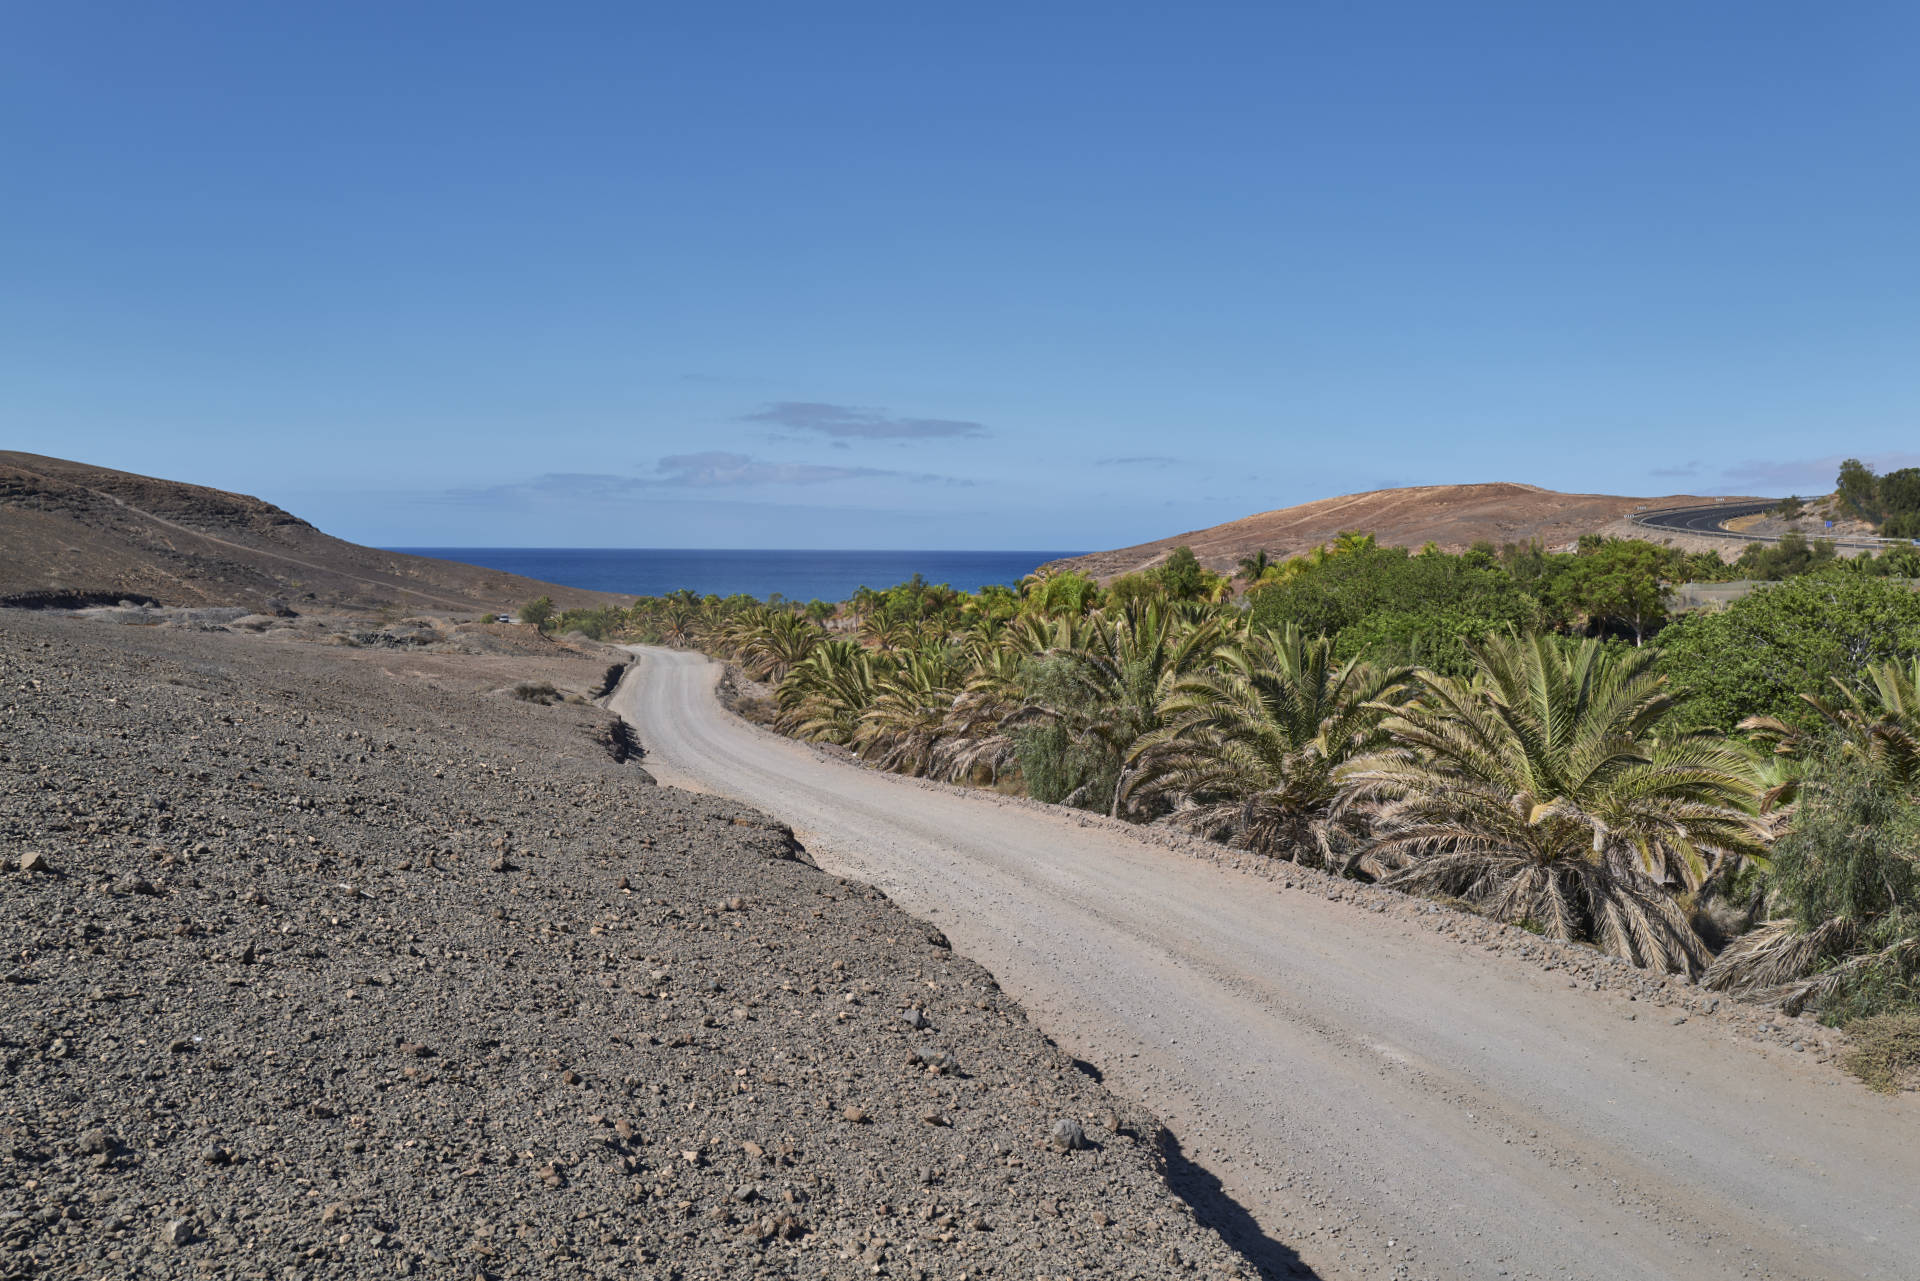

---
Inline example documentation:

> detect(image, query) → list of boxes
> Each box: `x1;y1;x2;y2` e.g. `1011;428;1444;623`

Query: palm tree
935;643;1032;783
661;602;699;648
1330;531;1378;557
848;585;883;631
853;646;967;775
1023;569;1102;618
737;611;823;683
1786;658;1920;787
1025;602;1228;816
776;640;886;745
858;612;917;653
1124;625;1413;869
1236;550;1274;583
1339;633;1767;972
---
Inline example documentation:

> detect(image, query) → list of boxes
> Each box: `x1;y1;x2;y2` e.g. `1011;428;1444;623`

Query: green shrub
1656;570;1920;732
1705;748;1920;1018
1248;544;1538;675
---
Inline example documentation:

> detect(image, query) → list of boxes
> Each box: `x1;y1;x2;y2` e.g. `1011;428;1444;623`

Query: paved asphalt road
614;645;1920;1281
1632;499;1898;551
1631;499;1781;536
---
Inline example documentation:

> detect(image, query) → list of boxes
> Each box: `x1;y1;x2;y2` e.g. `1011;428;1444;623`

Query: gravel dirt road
615;645;1920;1281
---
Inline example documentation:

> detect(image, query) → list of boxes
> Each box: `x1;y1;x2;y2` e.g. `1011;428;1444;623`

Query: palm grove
556;511;1920;1062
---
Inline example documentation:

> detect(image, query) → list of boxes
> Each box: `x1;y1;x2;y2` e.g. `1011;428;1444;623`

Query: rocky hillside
0;610;1257;1279
1048;482;1757;581
0;452;622;614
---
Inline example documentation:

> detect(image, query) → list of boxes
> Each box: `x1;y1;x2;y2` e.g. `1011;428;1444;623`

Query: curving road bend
1632;499;1781;538
1632;499;1894;552
613;646;1920;1281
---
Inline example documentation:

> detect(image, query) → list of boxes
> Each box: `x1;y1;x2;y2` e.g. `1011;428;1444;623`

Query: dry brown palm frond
1768;937;1920;1017
1702;918;1856;1000
932;731;1016;784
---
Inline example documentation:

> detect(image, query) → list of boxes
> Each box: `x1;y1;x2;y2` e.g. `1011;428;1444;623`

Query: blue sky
5;3;1917;548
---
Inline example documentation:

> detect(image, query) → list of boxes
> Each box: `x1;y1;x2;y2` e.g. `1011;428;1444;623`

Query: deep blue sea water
387;548;1080;603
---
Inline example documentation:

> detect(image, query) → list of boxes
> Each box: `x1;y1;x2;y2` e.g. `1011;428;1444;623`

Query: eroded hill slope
0;452;619;613
1048;482;1758;580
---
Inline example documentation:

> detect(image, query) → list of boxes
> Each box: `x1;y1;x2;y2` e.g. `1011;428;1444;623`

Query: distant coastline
385;547;1082;602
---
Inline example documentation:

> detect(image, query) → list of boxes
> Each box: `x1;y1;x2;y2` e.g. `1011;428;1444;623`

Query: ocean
387;548;1081;603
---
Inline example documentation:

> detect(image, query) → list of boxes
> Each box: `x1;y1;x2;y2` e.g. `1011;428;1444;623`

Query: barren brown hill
0;452;625;613
1046;482;1764;581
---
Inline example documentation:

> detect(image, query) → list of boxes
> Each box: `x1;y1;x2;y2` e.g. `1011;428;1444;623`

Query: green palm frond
1339;632;1766;972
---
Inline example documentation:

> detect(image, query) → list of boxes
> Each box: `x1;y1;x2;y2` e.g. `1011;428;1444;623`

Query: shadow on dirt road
1159;1132;1323;1280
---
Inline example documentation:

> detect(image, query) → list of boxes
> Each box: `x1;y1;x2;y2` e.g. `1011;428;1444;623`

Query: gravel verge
0;610;1256;1280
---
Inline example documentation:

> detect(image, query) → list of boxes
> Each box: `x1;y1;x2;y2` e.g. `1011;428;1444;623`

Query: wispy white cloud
742;401;990;440
654;451;931;487
443;453;967;506
1714;451;1920;494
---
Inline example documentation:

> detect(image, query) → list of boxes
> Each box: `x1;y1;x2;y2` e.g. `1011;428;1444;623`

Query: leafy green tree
776;640;886;744
1733;531;1837;580
1656;571;1920;733
1774;495;1806;519
552;605;625;639
1498;540;1556;586
1151;546;1209;601
1010;655;1116;805
1103;572;1160;609
1553;538;1677;644
1837;457;1879;519
1247;542;1537;674
848;585;884;625
1861;545;1920;577
1881;467;1920;514
519;596;555;630
852;646;968;775
1342;633;1767;972
661;602;699;646
1678;549;1742;583
1332;531;1378;557
962;583;1019;624
737;610;823;682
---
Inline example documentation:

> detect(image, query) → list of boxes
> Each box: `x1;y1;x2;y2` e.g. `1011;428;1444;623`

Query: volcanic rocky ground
0;610;1253;1280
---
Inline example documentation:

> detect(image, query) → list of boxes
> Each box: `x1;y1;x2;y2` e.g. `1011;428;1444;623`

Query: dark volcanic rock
0;609;1252;1280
